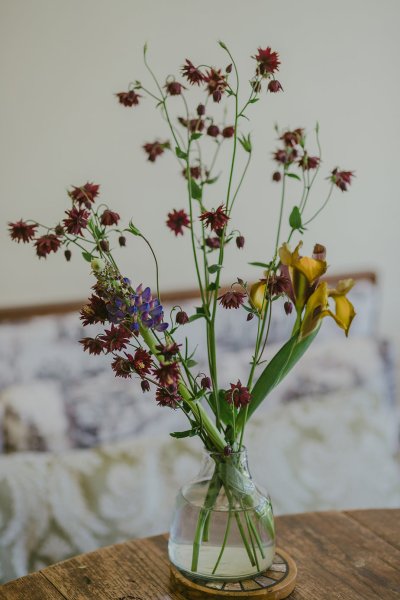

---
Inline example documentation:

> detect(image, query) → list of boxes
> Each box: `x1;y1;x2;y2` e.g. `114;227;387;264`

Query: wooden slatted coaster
170;548;297;599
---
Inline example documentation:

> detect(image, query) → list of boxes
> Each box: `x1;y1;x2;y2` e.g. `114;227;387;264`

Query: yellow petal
295;256;327;284
250;281;268;315
331;295;356;336
279;241;302;267
300;282;329;338
329;278;355;297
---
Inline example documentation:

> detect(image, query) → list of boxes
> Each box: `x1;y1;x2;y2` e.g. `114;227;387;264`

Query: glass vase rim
204;446;248;457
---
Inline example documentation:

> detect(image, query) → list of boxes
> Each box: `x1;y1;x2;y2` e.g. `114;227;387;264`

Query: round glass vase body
168;448;275;582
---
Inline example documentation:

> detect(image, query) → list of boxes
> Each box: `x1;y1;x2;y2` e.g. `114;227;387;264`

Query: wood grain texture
2;510;399;599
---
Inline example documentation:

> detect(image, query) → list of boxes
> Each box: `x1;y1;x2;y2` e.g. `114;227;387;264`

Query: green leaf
186;359;198;368
218;390;235;427
238;134;252;153
170;428;199;439
207;282;219;291
205;175;220;185
190;179;202;200
189;313;205;323
237;326;321;429
248;261;270;268
175;146;188;160
128;221;141;236
249;98;259;104
195;306;205;315
190;132;202;141
289;206;303;230
82;251;93;262
208;264;222;274
286;173;302;181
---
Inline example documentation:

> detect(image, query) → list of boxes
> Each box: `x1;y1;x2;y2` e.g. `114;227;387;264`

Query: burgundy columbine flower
101;209;120;226
69;183;100;208
268;80;283;93
111;355;132;378
201;376;211;389
79;337;103;355
166;209;190;236
222;126;235;138
80;294;109;325
272;171;282;182
156;386;180;409
63;207;90;235
153;362;180;386
116;90;141;107
284;301;293;315
205;236;221;249
204;68;228;102
331;168;355;191
34;234;61;258
181;59;205;85
178;117;205;133
141;380;150;392
253;47;280;75
155;342;181;361
236;235;245;249
207;124;220;138
8;220;37;243
64;249;72;261
298;154;320;170
165;80;185;96
218;290;246;309
197;103;205;116
273;148;298;165
280;129;304;147
118;235;126;247
131;348;152;376
182;166;201;180
266;273;292;297
143;141;170;162
225;380;251;408
100;324;131;353
175;310;189;325
199;205;229;233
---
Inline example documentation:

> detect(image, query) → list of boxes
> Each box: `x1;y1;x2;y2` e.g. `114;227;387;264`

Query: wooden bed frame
0;271;376;322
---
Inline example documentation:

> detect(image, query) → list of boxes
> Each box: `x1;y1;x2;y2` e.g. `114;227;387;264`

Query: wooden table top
1;509;399;599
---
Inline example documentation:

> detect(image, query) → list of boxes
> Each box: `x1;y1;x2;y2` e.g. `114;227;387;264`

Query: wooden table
1;509;399;599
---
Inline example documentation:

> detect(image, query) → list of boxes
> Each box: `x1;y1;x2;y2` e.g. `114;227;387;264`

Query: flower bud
236;235;245;249
197;103;205;116
272;171;282;182
226;63;232;73
222;126;235;138
119;235;126;247
207;124;220;138
55;224;65;236
246;313;254;321
284;301;293;315
141;380;150;392
99;240;109;252
91;258;106;273
64;249;72;261
224;445;233;456
213;90;222;103
176;310;189;325
268;80;283;93
201;376;211;389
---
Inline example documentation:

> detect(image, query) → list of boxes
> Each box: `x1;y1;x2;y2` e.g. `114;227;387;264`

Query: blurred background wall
0;0;399;343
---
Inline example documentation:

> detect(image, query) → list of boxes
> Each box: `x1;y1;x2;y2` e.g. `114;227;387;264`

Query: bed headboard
0;271;377;322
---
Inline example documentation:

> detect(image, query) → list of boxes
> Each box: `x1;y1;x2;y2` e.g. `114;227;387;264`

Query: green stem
212;507;233;575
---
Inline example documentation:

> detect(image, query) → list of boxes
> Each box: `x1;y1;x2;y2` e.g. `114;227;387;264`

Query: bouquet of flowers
9;42;355;582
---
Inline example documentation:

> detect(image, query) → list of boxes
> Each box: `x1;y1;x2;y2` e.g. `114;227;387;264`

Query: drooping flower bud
99;240;109;252
284;301;293;315
247;313;254;321
197;103;205;116
268;80;283;93
201;376;211;389
54;224;65;236
226;64;232;73
207;124;220;138
236;235;245;249
213;90;222;103
64;249;72;262
224;445;233;456
176;310;189;325
222;126;235;138
118;236;126;247
272;171;282;182
141;380;150;392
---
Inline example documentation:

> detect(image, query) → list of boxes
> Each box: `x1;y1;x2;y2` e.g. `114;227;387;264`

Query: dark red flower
236;235;245;249
268;80;283;93
207;124;220;138
116;90;141;107
131;348;152;376
80;295;109;326
141;380;150;392
253;47;280;75
165;80;185;96
197;103;205;116
284;301;293;315
153;362;180;386
280;129;304;147
156;386;180;408
34;234;61;258
273;148;298;165
182;166;201;180
201;376;211;389
79;337;103;355
225;380;251;408
69;183;100;208
63;207;90;235
181;59;205;85
272;171;282;182
331;168;355;191
218;290;246;309
100;324;131;353
101;210;120;226
175;310;189;325
199;205;229;233
222;126;235;138
166;209;190;236
298;154;320;170
155;343;181;361
8;220;37;243
266;273;292;297
205;236;221;249
64;249;72;261
178;117;205;133
143;141;170;162
204;68;228;102
111;355;132;378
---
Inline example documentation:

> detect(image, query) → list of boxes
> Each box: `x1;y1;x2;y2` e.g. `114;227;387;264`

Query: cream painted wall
0;0;399;341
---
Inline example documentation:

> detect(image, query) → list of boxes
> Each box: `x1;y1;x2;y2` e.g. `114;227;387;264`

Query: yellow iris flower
300;279;356;338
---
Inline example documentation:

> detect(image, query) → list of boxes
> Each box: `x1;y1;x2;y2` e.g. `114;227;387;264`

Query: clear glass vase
168;448;275;582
